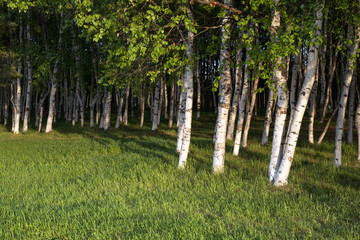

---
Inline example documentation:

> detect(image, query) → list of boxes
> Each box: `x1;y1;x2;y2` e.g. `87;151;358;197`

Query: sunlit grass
0;112;359;239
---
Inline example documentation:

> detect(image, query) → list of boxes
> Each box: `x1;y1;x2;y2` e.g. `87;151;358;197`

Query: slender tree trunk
123;85;130;126
139;85;145;127
347;74;356;144
196;58;201;120
334;26;360;167
176;75;187;153
317;104;339;144
115;88;124;128
261;83;276;146
169;81;175;129
242;74;259;148
152;80;161;130
227;48;244;140
212;0;232;174
178;11;195;169
103;88;112;130
176;84;182;127
233;50;250;156
157;80;163;126
23;18;32;132
308;61;319;144
355;98;360;161
274;6;323;186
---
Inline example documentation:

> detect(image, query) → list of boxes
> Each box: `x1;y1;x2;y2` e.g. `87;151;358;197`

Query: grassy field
0;113;359;239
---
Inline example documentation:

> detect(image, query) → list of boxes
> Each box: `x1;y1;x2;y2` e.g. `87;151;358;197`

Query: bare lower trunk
317;105;339;144
226;48;243;140
274;6;323;186
347;76;356;144
178;12;194;168
355;99;360;161
123;85;130;126
139;85;145;127
196;59;201;120
334;26;360;167
261;86;276;146
233;49;250;156
176;76;187;153
152;80;161;131
115;89;125;128
103;89;112;130
241;75;259;148
169;81;175;129
212;0;232;173
308;62;319;144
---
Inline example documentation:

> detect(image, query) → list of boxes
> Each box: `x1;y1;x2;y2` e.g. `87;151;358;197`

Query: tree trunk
334;26;360;167
212;0;232;174
261;84;276;146
233;49;250;156
241;74;259;148
308;61;319;144
169;81;175;129
347;74;356;144
196;58;201;120
355;98;360;161
178;11;195;169
152;80;161;131
23;18;32;133
273;6;323;186
115;88;125;128
176;75;187;153
227;48;244;140
123;85;130;126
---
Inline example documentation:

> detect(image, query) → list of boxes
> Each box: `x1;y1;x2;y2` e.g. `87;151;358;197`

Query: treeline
0;0;360;186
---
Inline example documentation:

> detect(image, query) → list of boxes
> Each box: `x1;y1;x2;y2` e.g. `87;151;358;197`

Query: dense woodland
1;0;360;186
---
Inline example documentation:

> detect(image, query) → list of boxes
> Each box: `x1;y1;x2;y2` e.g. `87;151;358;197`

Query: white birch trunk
334;26;360;167
152;80;161;131
226;48;243;140
169;81;175;128
355;99;360;162
233;50;250;156
261;84;276;146
347;75;356;144
308;61;319;144
178;12;195;169
23;19;32;133
242;75;259;148
176;75;187;153
123;85;130;126
103;89;112;130
274;6;323;186
212;0;232;174
196;58;201;120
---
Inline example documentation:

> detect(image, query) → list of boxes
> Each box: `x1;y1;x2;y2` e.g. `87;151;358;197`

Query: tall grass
0;113;359;239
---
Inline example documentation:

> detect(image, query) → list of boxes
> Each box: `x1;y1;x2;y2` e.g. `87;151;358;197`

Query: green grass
0;113;359;239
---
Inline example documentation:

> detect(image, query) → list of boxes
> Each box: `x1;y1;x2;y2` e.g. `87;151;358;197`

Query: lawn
0;113;359;239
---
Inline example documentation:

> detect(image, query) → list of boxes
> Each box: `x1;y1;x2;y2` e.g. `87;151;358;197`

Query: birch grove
2;0;360;187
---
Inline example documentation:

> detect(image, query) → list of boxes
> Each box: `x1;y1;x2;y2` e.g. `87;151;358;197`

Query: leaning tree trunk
178;11;195;169
334;26;360;167
241;74;260;148
226;48;244;140
273;6;323;186
212;0;232;174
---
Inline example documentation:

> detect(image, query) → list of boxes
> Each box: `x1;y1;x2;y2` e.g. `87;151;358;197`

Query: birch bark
212;0;232;173
274;5;324;186
178;9;195;169
334;26;360;167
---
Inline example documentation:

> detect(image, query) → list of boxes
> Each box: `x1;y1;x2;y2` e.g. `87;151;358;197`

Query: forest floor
0;112;359;239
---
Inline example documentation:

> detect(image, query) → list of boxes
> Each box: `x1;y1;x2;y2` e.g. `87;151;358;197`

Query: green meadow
0;113;359;239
